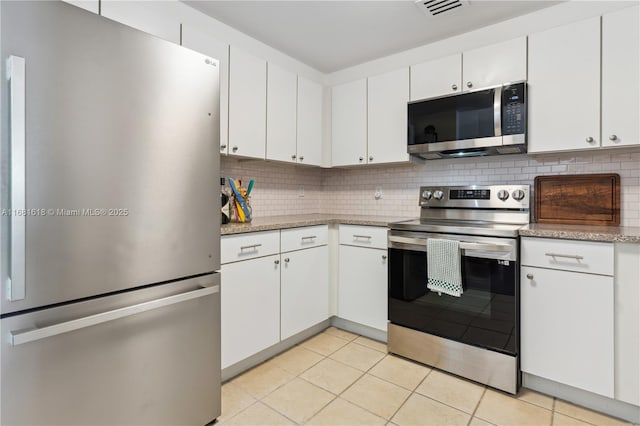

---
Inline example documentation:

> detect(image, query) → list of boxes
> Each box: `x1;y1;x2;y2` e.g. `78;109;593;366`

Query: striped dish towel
427;238;463;297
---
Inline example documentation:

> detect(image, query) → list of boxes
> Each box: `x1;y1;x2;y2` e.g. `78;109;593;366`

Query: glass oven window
408;89;497;146
388;247;517;355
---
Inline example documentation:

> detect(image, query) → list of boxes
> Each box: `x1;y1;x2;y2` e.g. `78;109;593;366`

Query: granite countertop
221;214;413;235
519;223;640;243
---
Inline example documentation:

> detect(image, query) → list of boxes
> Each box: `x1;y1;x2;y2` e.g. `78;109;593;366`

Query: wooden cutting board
534;174;620;226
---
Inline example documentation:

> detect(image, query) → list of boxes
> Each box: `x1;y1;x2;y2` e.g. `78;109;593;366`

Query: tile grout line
467;387;489;425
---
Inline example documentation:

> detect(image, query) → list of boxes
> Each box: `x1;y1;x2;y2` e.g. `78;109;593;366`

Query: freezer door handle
6;55;27;302
10;285;220;346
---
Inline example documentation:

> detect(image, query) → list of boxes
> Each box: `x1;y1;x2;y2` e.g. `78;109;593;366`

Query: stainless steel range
387;185;530;394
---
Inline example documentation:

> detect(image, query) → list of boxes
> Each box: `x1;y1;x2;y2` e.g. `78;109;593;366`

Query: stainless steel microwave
408;82;526;160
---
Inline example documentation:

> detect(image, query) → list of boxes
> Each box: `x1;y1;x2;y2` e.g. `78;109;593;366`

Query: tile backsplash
222;148;640;227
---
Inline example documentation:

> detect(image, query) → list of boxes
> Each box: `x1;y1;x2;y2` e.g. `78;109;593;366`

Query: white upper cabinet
100;1;181;44
266;63;298;163
62;0;99;14
368;68;410;164
180;27;229;155
410;37;526;101
410;54;461;101
462;37;527;90
528;17;601;153
331;79;367;166
602;6;640;148
296;77;324;166
228;47;267;159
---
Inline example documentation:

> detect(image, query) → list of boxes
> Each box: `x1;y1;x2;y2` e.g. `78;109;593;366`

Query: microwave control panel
501;83;526;136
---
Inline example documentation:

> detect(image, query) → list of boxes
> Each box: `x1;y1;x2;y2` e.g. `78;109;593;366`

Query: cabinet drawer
521;237;613;276
339;225;387;249
221;230;280;264
281;225;328;252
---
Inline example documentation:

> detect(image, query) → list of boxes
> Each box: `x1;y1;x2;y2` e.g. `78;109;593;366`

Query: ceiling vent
415;0;469;18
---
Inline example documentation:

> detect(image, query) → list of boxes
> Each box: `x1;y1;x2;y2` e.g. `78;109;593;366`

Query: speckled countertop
519;223;640;243
221;214;413;235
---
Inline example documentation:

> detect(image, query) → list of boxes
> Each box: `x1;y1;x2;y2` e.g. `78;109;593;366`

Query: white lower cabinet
338;225;388;332
221;254;281;369
281;246;329;340
521;237;614;398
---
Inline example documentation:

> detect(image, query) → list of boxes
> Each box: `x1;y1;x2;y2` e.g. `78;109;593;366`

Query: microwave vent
415;0;469;18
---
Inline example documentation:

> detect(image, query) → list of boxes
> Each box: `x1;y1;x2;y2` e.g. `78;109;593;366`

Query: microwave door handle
494;85;502;137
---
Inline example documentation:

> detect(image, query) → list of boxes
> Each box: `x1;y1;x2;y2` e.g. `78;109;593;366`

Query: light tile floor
220;327;635;426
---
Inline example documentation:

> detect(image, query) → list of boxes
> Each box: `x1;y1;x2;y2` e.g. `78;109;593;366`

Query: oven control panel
419;185;529;209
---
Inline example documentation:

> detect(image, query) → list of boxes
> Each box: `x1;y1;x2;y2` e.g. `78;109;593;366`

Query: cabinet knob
299;156;304;161
232;146;239;152
359;156;364;162
291;154;297;160
382;255;387;260
284;258;290;263
274;260;280;265
451;84;458;91
466;81;473;88
220;144;227;150
609;134;618;141
585;137;594;143
369;156;374;161
526;273;534;280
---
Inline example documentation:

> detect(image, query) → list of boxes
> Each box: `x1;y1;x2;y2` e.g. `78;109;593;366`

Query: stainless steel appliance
388;185;530;394
408;82;527;159
1;2;221;424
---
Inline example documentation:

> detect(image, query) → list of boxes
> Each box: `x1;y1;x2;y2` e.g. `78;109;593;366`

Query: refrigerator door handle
10;284;220;346
6;55;27;302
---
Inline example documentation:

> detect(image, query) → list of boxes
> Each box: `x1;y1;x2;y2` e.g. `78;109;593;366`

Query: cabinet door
221;255;280;368
338;245;388;332
181;27;229;155
228;47;267;159
528;18;600;153
296;77;323;166
281;246;329;340
602;6;640;148
331;79;367;166
367;68;410;164
62;0;98;14
266;63;298;163
410;54;461;101
100;1;181;43
521;266;614;397
462;37;527;90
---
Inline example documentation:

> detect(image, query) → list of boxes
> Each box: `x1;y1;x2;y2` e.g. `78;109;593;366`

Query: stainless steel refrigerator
0;1;221;424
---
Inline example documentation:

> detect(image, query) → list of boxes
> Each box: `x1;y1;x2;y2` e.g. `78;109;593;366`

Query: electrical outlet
374;186;383;200
298;185;305;197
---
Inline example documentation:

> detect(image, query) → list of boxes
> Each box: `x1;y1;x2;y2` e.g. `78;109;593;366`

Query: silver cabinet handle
10;285;219;346
299;156;304;161
274;260;280;265
545;253;584;260
291;154;296;160
6;55;26;302
609;135;618;141
240;244;262;251
232;146;239;152
585;137;594;143
284;258;290;263
466;81;473;88
301;236;316;241
220;144;227;150
451;84;458;91
369;156;374;161
526;273;534;279
353;235;372;240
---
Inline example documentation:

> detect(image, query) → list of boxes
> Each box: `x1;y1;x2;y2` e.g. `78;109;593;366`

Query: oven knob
422;190;433;200
497;189;510;201
512;189;526;201
433;190;444;200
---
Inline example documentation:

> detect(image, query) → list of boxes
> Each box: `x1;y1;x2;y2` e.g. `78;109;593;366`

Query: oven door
388;231;518;356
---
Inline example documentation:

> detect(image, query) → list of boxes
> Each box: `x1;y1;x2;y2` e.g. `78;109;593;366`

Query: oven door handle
388;236;512;252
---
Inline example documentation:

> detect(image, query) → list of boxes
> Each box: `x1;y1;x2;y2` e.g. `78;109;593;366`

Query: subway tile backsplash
222;147;640;227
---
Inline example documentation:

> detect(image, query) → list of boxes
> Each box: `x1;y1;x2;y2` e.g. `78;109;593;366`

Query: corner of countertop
519;223;640;243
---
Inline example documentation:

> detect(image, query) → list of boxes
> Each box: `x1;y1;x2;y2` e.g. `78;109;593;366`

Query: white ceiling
184;0;562;73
